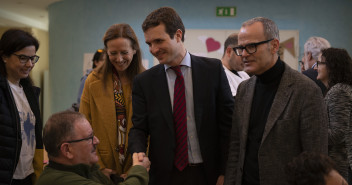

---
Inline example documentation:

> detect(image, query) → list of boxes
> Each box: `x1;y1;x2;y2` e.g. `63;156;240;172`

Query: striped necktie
170;66;188;171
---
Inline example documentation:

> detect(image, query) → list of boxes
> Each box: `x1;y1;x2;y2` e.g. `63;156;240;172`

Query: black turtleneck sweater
242;58;285;185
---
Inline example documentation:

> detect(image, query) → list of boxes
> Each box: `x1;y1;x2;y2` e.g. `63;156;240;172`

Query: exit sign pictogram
216;7;236;17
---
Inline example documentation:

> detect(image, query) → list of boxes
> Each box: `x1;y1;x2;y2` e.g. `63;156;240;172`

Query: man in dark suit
224;17;328;185
128;7;234;185
301;37;330;95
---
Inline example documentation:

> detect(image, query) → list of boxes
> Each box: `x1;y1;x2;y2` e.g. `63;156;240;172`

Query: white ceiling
0;0;62;31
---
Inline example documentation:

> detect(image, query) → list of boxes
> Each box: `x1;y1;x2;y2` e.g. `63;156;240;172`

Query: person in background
224;17;328;185
221;33;250;98
80;23;145;180
299;60;305;72
302;37;330;95
285;152;347;185
128;7;234;185
0;29;43;185
76;49;105;108
316;48;352;184
36;111;150;185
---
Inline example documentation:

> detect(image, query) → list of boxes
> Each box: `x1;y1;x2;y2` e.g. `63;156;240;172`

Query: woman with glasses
316;48;352;184
80;24;145;180
0;29;43;185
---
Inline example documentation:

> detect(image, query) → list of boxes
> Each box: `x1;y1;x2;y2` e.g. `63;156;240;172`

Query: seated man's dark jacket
36;161;148;185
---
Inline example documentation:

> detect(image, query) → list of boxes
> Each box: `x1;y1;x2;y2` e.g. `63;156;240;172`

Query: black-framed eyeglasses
57;133;95;149
12;53;40;64
316;61;326;67
233;39;274;56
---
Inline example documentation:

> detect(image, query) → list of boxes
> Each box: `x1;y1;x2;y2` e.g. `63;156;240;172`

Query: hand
136;152;145;162
216;175;224;185
100;168;115;179
120;173;127;179
132;152;151;171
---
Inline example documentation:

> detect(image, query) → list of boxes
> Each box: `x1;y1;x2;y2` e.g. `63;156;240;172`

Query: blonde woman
80;24;145;179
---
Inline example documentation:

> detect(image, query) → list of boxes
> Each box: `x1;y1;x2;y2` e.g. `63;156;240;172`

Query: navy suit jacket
128;54;234;185
303;68;327;95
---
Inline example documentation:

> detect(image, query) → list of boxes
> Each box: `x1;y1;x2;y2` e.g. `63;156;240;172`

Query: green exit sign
216;7;237;17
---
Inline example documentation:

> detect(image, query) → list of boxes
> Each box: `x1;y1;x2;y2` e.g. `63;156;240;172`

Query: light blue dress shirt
164;52;203;164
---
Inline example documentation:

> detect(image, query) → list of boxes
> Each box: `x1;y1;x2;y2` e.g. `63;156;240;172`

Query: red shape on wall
206;37;221;52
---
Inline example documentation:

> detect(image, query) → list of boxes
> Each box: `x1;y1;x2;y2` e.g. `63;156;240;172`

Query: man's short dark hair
142;7;185;42
285;152;337;185
43;111;86;157
223;33;238;57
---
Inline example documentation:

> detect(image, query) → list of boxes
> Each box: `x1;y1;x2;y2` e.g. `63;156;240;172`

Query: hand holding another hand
132;152;151;171
100;168;116;179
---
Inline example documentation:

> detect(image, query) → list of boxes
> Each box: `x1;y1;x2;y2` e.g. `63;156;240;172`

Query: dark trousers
11;174;33;185
170;164;208;185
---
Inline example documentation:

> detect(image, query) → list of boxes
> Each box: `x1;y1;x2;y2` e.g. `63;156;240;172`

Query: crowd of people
0;6;351;185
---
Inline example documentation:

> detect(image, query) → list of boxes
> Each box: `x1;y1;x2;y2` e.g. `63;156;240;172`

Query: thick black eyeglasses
316;61;326;67
233;39;274;56
58;133;94;149
12;53;40;64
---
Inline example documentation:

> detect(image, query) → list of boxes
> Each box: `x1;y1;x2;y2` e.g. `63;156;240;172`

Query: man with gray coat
302;36;330;95
224;17;328;185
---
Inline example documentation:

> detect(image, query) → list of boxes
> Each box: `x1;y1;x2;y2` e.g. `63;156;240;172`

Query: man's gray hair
242;17;280;41
304;37;331;60
43;111;86;157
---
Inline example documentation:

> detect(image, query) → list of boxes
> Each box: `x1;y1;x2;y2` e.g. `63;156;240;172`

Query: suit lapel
261;65;294;143
241;77;256;139
190;55;207;134
152;65;174;133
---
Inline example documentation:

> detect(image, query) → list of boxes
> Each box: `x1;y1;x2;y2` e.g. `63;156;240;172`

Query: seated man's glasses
58;133;95;149
12;53;40;64
233;39;274;56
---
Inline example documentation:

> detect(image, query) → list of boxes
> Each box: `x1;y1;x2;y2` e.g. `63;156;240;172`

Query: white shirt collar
164;51;191;71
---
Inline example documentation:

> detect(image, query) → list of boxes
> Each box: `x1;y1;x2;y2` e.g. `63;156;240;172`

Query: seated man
36;111;149;185
285;152;347;185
